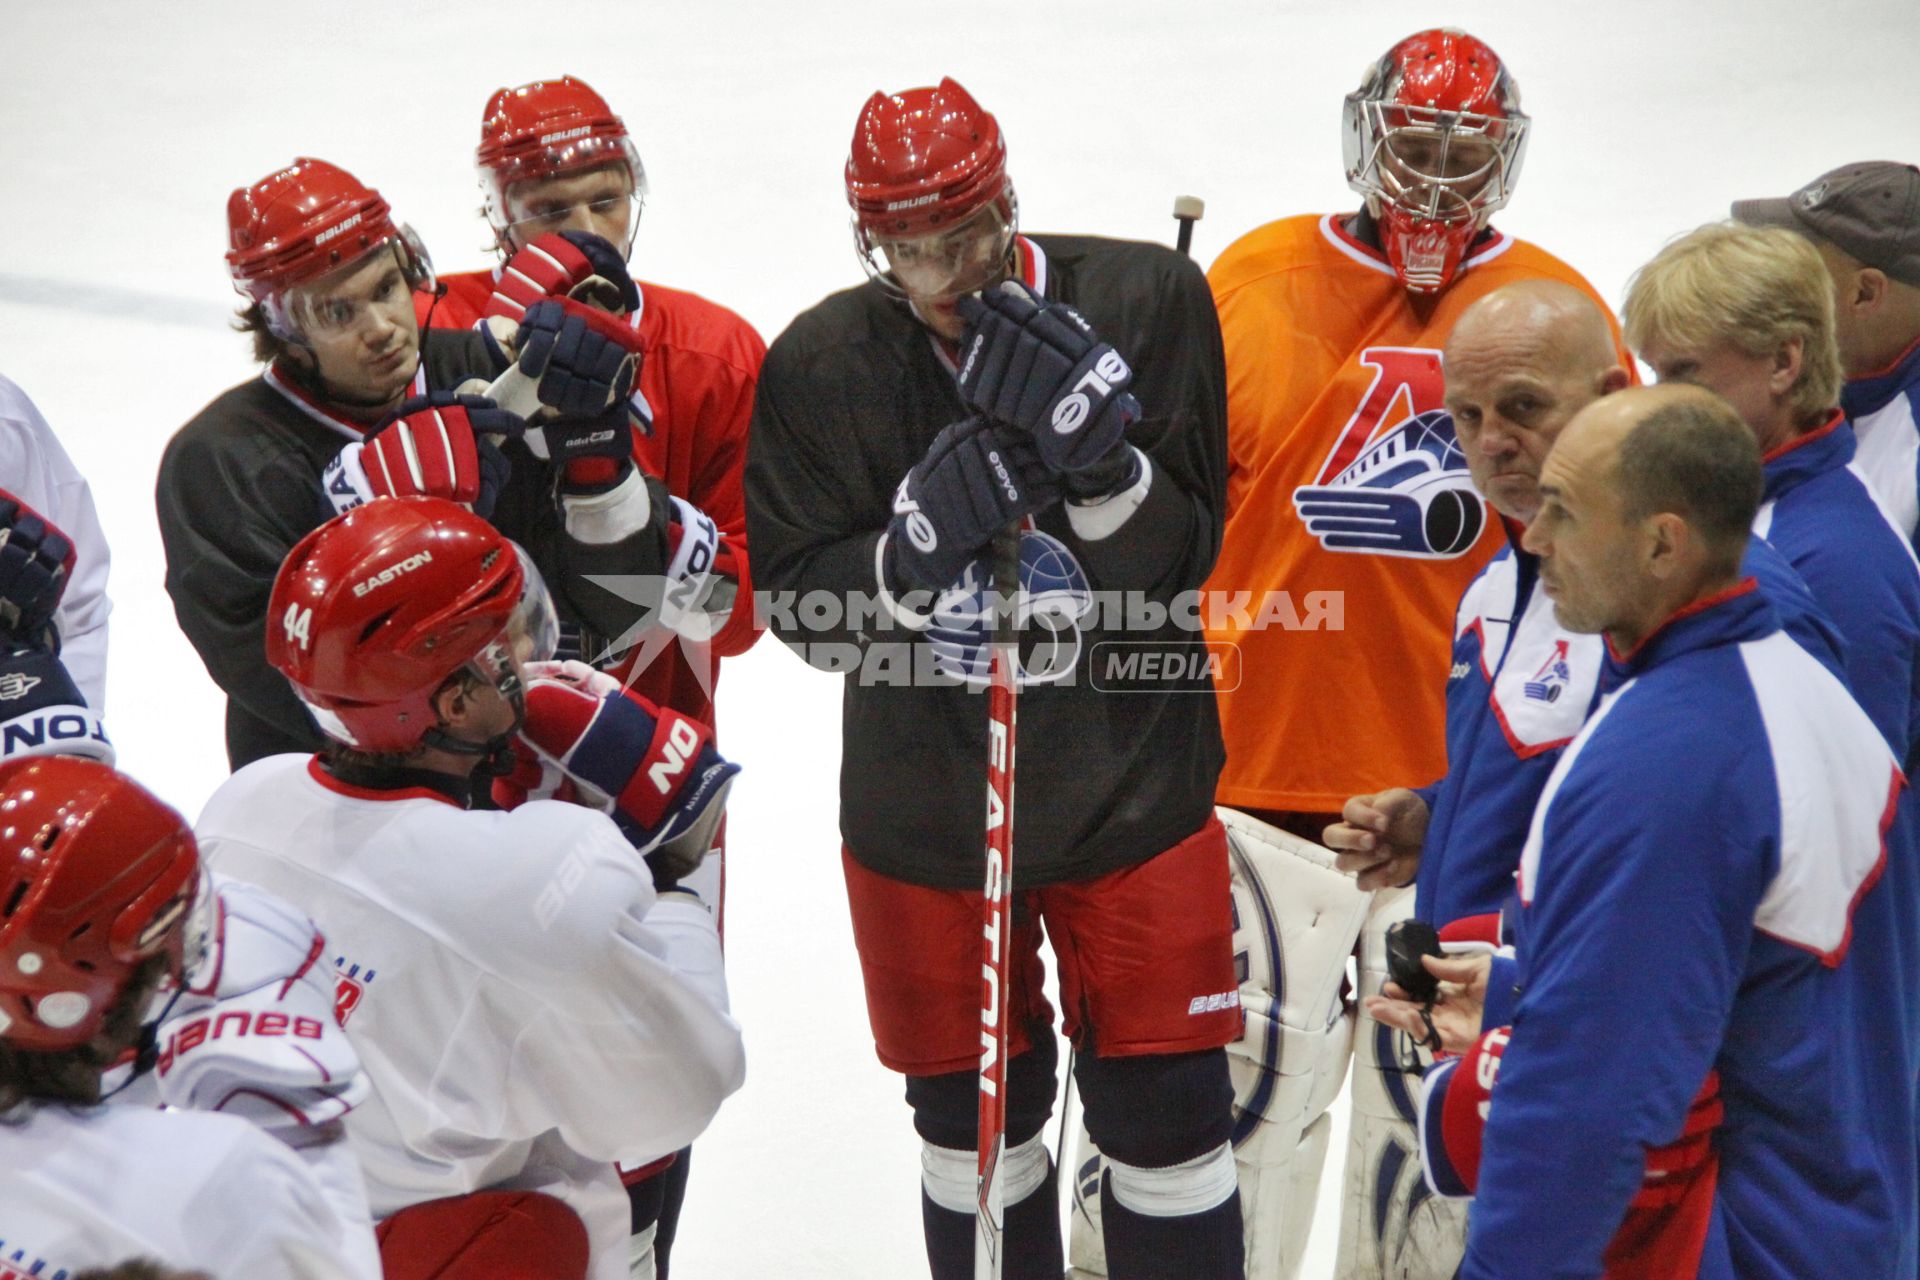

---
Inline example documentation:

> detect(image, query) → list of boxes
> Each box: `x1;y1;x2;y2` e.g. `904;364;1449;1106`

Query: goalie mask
1342;29;1530;293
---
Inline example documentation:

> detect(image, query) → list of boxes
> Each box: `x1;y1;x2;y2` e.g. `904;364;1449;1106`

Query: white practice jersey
110;871;378;1276
0;1101;377;1278
0;373;111;712
197;754;746;1280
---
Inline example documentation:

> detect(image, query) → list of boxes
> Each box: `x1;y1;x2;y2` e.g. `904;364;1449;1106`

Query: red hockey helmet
267;497;532;755
0;757;199;1053
846;78;1018;298
226;157;434;340
1342;29;1530;293
476;77;647;254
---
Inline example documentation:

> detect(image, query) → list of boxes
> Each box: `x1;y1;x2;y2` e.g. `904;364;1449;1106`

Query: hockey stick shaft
1173;195;1206;258
976;520;1021;1280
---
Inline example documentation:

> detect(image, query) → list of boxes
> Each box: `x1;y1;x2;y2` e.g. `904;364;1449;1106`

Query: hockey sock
1100;1143;1244;1280
920;1132;1063;1280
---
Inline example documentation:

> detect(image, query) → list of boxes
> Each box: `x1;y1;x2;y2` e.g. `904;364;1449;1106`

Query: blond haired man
1624;221;1920;1271
1734;162;1920;542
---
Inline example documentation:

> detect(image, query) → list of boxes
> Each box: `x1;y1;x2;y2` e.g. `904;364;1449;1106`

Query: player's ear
431;675;475;727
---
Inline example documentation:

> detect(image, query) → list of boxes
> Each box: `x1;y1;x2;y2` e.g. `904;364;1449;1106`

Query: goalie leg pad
1333;885;1468;1280
1069;808;1371;1280
1227;806;1370;1280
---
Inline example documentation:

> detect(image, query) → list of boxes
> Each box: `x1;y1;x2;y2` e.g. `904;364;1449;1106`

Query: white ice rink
6;1;1918;1274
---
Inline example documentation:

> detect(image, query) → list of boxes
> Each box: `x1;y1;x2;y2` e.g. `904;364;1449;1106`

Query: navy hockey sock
1100;1165;1244;1280
921;1155;1063;1280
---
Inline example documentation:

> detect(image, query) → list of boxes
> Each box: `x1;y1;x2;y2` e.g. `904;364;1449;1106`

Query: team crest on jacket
333;956;376;1026
1524;641;1572;703
1292;347;1486;559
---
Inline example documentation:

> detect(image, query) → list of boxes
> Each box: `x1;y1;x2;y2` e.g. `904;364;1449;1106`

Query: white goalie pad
1068;807;1371;1280
1333;885;1468;1280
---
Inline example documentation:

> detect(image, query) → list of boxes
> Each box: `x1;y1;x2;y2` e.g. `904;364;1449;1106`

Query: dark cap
1732;161;1920;288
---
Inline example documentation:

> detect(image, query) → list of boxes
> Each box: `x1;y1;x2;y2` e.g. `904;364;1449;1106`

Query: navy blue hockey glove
326;393;524;520
0;491;74;649
883;418;1060;595
516;296;644;420
926;529;1093;688
955;280;1142;475
0;647;110;764
482;230;639;323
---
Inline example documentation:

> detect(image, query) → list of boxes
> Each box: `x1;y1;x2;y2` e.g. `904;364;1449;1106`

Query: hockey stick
1173;195;1206;257
976;520;1021;1280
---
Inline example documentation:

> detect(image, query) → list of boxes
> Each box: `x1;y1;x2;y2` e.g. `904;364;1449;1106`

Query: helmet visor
857;196;1016;302
507;543;561;666
269;231;433;341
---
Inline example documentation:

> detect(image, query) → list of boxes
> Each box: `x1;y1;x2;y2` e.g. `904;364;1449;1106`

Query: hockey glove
884;418;1060;596
498;670;740;889
324;393;524;520
0;648;110;764
517;296;644;421
482;230;640;323
925;529;1093;688
0;491;75;648
955;280;1142;475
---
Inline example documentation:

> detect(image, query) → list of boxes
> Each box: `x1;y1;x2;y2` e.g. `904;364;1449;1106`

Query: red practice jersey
427;271;765;726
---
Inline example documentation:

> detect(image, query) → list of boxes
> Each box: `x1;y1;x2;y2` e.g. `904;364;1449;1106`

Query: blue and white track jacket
1461;583;1903;1280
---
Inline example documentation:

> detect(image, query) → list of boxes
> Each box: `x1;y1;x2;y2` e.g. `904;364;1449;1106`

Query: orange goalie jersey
1205;213;1629;815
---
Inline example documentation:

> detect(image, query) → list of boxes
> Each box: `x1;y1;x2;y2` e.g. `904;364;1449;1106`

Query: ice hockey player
158;156;655;769
1195;29;1631;1280
195;496;744;1280
1372;385;1907;1280
1734;161;1920;545
0;754;380;1277
0;374;110;709
428;75;764;732
419;78;766;1266
747;77;1242;1280
0;491;380;1263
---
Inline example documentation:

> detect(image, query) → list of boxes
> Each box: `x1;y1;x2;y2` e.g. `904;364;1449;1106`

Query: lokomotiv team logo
1292;346;1487;559
333;955;376;1026
1523;640;1573;704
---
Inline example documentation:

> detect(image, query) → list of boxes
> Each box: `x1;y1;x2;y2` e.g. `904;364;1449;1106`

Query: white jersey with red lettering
195;753;746;1280
0;1100;377;1279
109;871;378;1275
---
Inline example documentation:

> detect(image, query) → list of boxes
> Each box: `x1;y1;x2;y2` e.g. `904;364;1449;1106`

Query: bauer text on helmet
478;76;647;255
846;77;1018;338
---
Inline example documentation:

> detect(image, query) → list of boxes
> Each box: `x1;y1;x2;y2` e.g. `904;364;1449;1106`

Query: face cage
852;189;1019;302
1342;98;1529;231
259;227;436;345
483;143;647;258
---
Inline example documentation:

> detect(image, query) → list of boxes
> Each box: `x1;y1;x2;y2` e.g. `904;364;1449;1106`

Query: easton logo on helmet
352;550;434;598
314;212;365;246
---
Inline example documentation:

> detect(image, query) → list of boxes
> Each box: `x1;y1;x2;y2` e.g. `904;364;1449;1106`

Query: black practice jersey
747;235;1228;889
157;329;666;769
